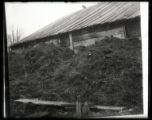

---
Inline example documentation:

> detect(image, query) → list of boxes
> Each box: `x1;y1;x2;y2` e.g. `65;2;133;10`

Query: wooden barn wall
125;19;141;38
72;23;126;47
11;38;59;51
44;39;59;46
11;18;140;50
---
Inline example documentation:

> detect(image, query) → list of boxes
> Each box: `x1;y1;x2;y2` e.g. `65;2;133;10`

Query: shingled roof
11;2;140;47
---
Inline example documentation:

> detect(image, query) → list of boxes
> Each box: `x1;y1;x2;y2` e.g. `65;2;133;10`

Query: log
15;98;75;107
90;105;125;111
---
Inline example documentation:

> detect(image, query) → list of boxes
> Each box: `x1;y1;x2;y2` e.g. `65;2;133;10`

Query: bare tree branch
7;26;22;46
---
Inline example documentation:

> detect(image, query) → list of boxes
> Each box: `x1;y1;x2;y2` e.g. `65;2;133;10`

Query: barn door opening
60;34;70;47
125;19;141;38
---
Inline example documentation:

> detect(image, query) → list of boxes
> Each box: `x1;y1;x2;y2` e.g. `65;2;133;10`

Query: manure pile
8;37;143;116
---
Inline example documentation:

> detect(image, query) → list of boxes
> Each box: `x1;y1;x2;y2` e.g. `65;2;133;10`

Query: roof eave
9;15;140;49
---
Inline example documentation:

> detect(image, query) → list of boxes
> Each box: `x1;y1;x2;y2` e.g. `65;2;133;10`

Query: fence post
76;95;82;118
82;101;90;118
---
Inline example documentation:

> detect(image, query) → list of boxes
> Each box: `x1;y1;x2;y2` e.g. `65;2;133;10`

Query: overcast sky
5;2;97;39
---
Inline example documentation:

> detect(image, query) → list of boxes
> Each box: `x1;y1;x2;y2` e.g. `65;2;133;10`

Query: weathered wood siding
73;25;125;47
74;38;98;47
45;39;59;46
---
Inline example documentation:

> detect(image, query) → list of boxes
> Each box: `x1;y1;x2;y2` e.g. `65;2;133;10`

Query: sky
5;2;97;39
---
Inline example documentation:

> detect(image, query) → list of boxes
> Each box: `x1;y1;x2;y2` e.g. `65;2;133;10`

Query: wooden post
76;95;82;118
69;33;74;50
123;25;127;38
82;101;90;117
23;64;27;78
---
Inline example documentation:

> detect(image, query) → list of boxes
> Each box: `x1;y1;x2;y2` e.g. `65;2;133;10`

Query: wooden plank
90;105;125;111
45;39;58;45
73;38;98;47
15;98;75;107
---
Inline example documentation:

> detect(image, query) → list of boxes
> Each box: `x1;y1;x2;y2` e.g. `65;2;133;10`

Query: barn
9;2;141;51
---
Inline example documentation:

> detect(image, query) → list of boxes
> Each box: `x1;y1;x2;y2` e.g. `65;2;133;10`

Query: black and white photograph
4;1;148;118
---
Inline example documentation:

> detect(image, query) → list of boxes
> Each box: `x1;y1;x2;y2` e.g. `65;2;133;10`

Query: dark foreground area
8;37;143;118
